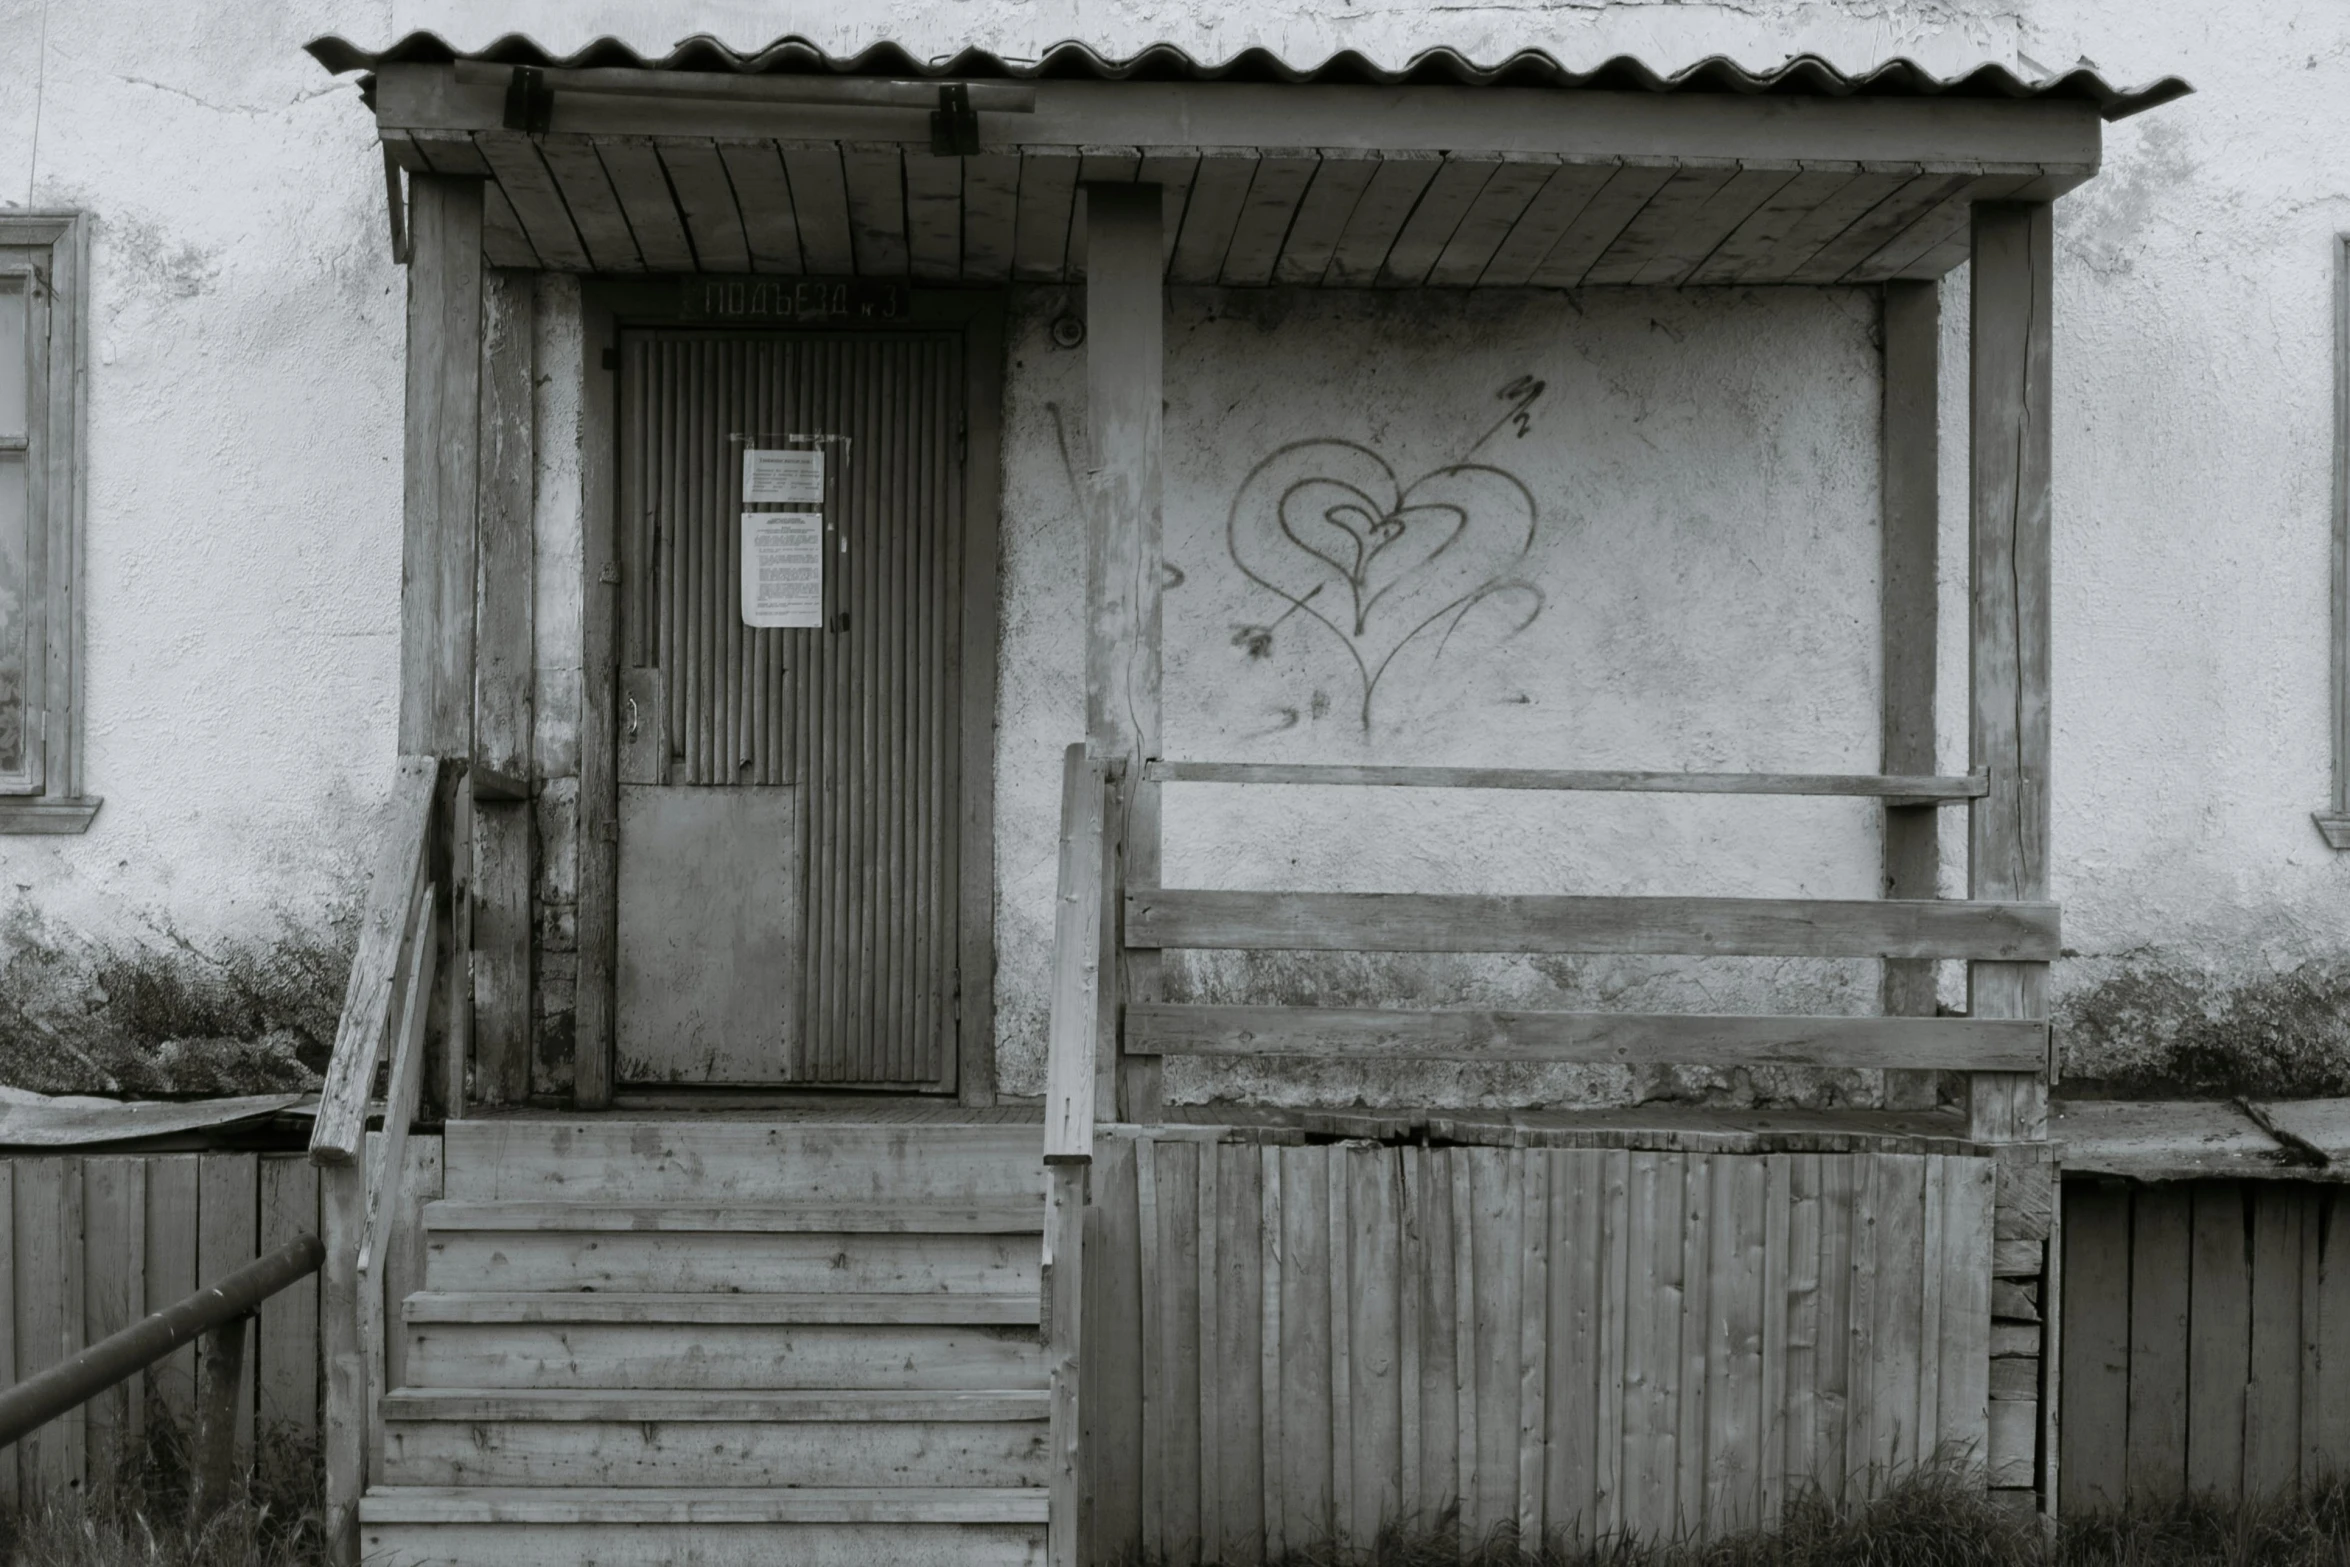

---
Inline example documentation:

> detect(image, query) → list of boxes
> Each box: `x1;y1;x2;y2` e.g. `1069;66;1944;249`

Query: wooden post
1045;1159;1089;1567
399;176;485;758
473;269;536;1104
574;295;621;1110
189;1314;249;1523
1965;201;2053;1146
401;176;484;1118
318;1163;363;1567
1084;184;1165;1124
1881;279;1941;1112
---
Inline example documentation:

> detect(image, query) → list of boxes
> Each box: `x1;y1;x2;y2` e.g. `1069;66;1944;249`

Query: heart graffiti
1227;438;1544;728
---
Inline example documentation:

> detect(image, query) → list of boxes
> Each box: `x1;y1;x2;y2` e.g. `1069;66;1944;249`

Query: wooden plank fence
1084;1138;1995;1559
0;1141;441;1504
2060;1177;2350;1512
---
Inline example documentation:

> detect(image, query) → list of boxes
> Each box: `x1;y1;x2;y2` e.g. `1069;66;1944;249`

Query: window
0;213;93;833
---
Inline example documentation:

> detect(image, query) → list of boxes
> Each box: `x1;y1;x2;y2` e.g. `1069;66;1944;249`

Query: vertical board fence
0;1140;441;1506
2060;1178;2350;1512
1084;1137;1995;1560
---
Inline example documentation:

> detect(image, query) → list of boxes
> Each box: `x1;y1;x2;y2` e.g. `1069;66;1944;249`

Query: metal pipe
0;1232;324;1450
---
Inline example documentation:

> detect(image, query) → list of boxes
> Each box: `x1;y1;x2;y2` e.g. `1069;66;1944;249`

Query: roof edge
303;34;2191;122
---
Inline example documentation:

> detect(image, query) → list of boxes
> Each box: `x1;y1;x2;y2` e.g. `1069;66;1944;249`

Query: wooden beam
1881;278;1942;1112
574;295;621;1110
1143;760;1984;801
400;177;484;758
1085;184;1165;1123
1125;1004;2050;1071
2323;232;2350;847
1046;745;1107;1162
1125;890;2060;960
1967;202;2055;1144
375;67;2106;171
472;266;534;1107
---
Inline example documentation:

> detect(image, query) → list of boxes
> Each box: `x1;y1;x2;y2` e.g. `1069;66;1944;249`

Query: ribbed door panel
620;331;962;1087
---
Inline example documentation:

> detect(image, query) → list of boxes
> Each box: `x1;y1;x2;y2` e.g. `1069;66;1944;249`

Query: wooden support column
400;176;484;1120
1881;279;1942;1112
1966;201;2053;1146
1084;184;1165;1124
1969;200;2055;1512
472;269;535;1106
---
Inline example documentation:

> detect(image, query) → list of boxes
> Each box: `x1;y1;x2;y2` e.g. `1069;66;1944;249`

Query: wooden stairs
357;1119;1051;1567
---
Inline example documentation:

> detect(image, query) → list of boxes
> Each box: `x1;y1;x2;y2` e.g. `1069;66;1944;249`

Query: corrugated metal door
616;331;964;1087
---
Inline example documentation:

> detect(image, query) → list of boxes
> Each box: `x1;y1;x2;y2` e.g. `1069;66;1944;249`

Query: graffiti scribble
1227;438;1544;729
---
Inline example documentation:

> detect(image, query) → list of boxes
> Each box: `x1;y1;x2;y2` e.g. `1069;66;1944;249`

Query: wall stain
2058;956;2350;1099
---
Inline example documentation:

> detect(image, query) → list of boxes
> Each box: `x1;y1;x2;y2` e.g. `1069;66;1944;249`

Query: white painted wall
3;0;2344;1099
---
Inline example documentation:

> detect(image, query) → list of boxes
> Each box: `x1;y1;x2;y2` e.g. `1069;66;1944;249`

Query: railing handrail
312;754;442;1168
1144;758;1988;805
0;1232;324;1449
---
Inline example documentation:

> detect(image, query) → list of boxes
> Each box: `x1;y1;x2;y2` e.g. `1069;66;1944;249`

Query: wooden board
1126;1004;2046;1070
1324;153;1440;286
1125;890;2060;960
15;1159;84;1496
258;1155;321;1438
1080;1141;1996;1547
1220;153;1318;287
1167;156;1254;285
81;1156;144;1468
660;139;753;272
716;141;803;272
841;144;912;276
199;1153;260;1468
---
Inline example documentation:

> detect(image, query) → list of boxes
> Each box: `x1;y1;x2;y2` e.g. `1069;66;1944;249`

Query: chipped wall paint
7;0;2350;1101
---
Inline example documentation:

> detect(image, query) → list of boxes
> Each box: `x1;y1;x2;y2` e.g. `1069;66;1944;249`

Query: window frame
0;212;93;834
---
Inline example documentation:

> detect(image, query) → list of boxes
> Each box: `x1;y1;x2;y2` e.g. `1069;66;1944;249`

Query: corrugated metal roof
305;34;2190;122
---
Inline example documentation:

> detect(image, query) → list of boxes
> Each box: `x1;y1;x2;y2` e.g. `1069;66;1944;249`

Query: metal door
615;331;964;1087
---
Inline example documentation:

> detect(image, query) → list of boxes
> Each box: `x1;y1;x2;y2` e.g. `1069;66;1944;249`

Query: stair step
383;1387;1049;1421
422;1200;1044;1234
360;1486;1048;1524
360;1488;1046;1567
442;1121;1045;1203
379;1390;1050;1487
424;1227;1041;1295
404;1319;1045;1390
406;1291;1038;1326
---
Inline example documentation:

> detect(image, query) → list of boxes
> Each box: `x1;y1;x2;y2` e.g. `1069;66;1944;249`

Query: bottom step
360;1486;1046;1567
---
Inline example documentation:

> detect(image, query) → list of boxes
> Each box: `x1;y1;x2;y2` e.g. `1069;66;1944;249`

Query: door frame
575;281;1005;1107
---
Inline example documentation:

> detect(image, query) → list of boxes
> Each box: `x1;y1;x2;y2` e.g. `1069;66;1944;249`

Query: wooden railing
309;753;447;1567
0;1232;324;1521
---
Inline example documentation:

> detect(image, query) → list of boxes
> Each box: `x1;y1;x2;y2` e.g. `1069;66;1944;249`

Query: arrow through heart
1227;438;1544;728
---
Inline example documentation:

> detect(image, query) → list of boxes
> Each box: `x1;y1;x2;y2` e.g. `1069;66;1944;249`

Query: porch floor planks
716;141;803;272
533;136;643;271
1377;155;1498;287
1475;161;1616;288
1273;152;1381;286
1528;163;1677;287
903;152;965;282
1581;164;1739;286
1012;151;1081;281
1325;152;1441;286
597;137;697;270
473;133;592;271
779;146;856;274
840;144;911;276
1221;153;1320;287
1168;156;1256;285
1424;157;1558;288
960;153;1021;281
659;139;753;274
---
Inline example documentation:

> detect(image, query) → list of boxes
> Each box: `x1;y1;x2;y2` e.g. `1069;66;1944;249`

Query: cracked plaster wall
3;0;2348;1100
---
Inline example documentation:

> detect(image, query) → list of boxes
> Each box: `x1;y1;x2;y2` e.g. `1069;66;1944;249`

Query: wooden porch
297;31;2187;1567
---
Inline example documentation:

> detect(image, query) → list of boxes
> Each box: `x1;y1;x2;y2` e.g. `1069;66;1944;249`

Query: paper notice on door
742;512;824;628
743;447;824;505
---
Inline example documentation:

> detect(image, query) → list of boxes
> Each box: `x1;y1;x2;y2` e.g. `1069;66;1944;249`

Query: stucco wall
4;0;2349;1101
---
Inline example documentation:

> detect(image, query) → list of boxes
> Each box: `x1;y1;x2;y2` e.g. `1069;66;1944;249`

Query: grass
0;1410;322;1567
1201;1469;2350;1567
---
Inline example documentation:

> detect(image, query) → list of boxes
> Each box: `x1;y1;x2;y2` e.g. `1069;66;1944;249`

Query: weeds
1177;1468;2350;1567
0;1407;322;1567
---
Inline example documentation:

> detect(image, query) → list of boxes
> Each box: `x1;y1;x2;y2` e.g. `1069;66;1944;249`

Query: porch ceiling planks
379;125;2096;287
